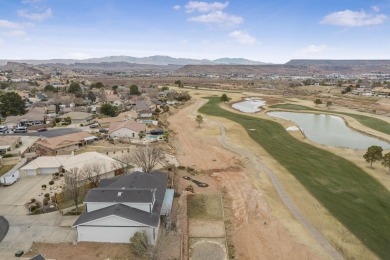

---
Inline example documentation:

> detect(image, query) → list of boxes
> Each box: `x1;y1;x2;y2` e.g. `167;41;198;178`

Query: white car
13;126;28;133
0;125;8;134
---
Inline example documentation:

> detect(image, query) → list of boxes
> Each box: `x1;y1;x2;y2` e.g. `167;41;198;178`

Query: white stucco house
20;155;71;176
72;171;170;244
108;121;146;139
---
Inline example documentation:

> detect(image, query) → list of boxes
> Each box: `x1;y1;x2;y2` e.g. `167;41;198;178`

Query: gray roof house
72;171;170;244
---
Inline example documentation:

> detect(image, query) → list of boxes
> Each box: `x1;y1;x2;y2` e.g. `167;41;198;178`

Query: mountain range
0;55;267;66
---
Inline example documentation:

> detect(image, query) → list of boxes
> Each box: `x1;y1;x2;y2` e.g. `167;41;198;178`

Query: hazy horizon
1;0;389;63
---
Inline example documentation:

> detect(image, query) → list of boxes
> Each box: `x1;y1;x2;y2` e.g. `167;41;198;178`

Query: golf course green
199;97;390;259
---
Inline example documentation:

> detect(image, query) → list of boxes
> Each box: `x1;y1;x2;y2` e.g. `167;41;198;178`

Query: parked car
0;125;9;134
13;126;28;133
89;123;100;128
99;128;109;133
37;127;48;132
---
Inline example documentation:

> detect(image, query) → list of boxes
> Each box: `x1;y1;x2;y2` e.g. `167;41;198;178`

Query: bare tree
65;167;80;211
133;145;165;173
112;152;133;174
83;162;105;188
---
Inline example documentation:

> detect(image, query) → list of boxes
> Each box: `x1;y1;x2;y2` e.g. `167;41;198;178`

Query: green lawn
270;103;390;136
200;97;390;259
0;164;16;177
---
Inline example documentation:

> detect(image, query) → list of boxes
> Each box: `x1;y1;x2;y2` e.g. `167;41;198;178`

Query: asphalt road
3;128;83;138
0;216;9;243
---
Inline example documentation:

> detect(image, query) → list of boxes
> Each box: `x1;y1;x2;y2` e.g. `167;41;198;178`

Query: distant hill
0;55;266;66
286;59;390;66
3;62;44;75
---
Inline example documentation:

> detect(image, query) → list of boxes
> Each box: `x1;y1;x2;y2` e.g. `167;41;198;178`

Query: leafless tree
65;167;80;211
83;162;105;188
112;152;133;174
133;145;165;173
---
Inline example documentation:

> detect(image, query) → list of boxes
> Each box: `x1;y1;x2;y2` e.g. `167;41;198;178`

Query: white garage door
40;168;58;175
25;169;37;176
77;226;153;243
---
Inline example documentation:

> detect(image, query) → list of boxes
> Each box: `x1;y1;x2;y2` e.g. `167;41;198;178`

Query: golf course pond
232;98;266;113
267;111;390;150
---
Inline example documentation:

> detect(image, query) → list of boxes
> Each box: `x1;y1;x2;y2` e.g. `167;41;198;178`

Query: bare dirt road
168;97;330;259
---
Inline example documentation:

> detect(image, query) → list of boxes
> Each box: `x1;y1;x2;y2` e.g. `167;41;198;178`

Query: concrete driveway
0;175;77;259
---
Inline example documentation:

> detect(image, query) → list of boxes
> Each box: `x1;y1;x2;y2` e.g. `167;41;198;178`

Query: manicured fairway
200;97;390;259
270;104;390;136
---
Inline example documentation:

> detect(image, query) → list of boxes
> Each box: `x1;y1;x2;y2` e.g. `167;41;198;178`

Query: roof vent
118;192;122;197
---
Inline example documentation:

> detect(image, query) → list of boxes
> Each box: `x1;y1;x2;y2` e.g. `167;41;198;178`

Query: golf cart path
195;99;343;260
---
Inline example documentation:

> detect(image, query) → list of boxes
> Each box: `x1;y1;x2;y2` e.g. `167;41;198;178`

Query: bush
130;230;151;257
30;198;36;203
177;166;186;170
44;193;50;198
41;185;47;189
43;198;49;206
49;180;54;185
2;154;14;158
32;208;41;215
185;185;194;193
80;124;84;127
30;205;36;212
59;173;63;177
54;172;59;176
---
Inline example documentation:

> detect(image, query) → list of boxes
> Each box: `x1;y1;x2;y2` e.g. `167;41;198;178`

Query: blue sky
0;0;389;63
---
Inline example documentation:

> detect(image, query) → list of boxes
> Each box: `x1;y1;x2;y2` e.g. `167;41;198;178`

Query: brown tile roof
108;121;146;134
97;116;130;124
35;131;94;150
0;136;20;146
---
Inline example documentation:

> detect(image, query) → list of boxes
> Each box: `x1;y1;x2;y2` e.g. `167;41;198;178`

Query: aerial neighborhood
0;57;390;259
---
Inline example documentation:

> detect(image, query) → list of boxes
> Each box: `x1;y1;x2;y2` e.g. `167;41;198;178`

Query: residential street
3;128;82;138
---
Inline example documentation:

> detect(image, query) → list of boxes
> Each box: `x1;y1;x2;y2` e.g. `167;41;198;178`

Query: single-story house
0;136;21;155
57;111;94;125
72;171;171;244
5;107;46;126
134;100;151;112
19;155;71;176
97;116;128;128
137;110;153;120
35;132;98;155
108;121;146;139
63;151;125;185
20;151;125;179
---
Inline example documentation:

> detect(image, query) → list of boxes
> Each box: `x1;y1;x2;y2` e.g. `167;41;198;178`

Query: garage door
40;168;58;175
25;169;37;176
77;226;153;243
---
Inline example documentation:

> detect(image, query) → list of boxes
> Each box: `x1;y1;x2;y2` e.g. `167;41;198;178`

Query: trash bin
15;250;24;257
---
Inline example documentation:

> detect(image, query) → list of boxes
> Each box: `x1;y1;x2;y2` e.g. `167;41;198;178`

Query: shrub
44;193;50;198
185;185;194;193
2;154;14;158
80;124;84;127
59;173;63;177
186;167;195;172
177;166;186;170
32;208;41;215
54;172;59;176
41;184;47;189
49;180;54;185
30;205;36;212
130;230;151;257
30;198;36;203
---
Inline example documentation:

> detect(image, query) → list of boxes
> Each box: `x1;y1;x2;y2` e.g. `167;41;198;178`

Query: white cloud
300;44;329;55
0;19;22;29
22;0;44;3
188;10;243;26
173;5;181;11
3;30;27;37
228;30;257;45
321;10;387;27
17;8;52;21
372;6;380;12
185;1;229;13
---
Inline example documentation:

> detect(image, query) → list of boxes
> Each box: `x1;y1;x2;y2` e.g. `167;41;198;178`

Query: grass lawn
0;164;16;177
270;103;390;136
187;194;223;220
200;97;390;259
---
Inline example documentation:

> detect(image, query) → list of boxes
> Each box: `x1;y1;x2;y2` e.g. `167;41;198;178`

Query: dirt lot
168;94;328;259
24;242;141;260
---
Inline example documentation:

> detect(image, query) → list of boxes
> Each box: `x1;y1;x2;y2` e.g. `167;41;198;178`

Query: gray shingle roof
73;171;168;227
84;188;154;203
73;203;160;227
